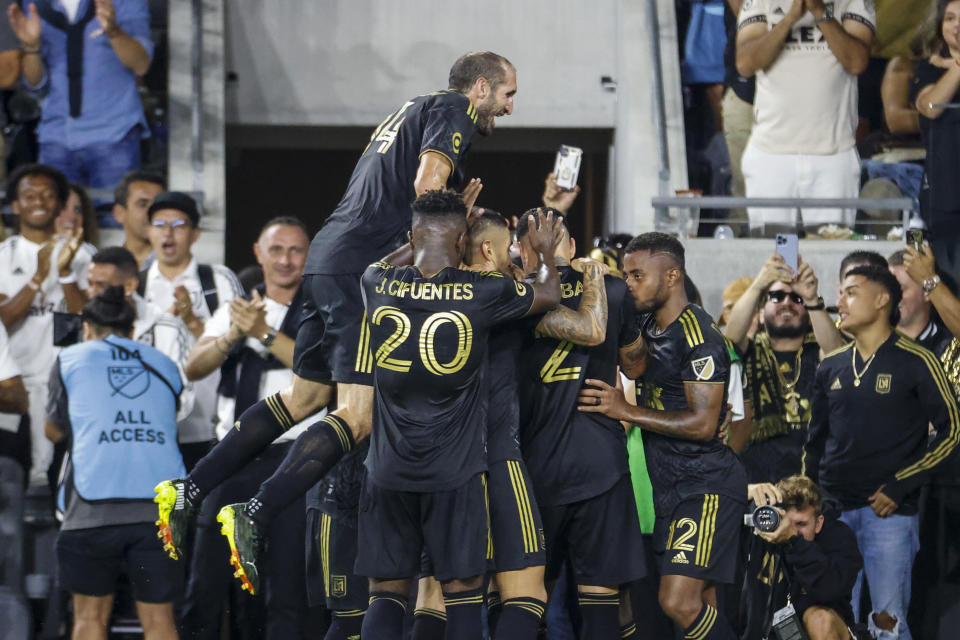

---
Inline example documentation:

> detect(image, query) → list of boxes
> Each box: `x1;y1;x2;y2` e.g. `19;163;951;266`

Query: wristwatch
815;7;834;24
923;275;941;295
260;327;277;347
804;296;825;311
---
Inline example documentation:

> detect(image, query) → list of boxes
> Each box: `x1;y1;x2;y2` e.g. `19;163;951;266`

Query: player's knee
441;575;483;594
657;587;700;626
802;606;845;639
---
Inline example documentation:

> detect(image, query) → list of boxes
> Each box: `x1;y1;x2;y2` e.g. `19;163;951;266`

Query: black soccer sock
494;597;546;640
323;610;364;640
187;393;293;502
578;592;620;639
361;592;407;640
443;588;485;640
411;608;447;640
619;621;638;638
243;414;355;528
682;603;735;640
486;591;503;637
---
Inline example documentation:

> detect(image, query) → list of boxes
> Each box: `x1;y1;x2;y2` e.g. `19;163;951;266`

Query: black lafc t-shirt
360;262;534;491
306;91;479;276
520;268;640;506
636;304;746;513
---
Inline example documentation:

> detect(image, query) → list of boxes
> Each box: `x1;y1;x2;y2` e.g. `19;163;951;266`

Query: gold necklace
852;347;877;387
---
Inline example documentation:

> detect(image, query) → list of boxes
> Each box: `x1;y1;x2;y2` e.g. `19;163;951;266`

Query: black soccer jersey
306;91;479;276
636;304;746;512
520;268;640;506
486;319;534;464
804;333;960;513
359;262;534;491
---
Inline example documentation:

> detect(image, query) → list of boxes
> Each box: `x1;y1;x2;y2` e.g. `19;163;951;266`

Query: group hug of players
151;51;745;640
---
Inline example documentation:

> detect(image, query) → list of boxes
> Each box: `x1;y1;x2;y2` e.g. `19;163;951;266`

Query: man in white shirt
0;163;92;486
180;217;322;638
140;191;242;469
736;0;876;234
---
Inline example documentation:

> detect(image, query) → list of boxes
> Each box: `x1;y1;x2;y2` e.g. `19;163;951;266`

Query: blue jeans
39;126;142;228
839;506;919;639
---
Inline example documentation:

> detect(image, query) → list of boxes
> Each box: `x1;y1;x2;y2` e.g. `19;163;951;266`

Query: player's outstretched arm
578;379;724;442
535;258;608;346
523;210;561;316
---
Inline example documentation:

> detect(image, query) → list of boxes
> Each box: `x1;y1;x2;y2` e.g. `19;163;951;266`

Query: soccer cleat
153;479;196;560
217;503;262;595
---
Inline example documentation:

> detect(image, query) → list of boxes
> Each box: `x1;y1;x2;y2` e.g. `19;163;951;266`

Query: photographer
745;476;862;640
45;286;189;639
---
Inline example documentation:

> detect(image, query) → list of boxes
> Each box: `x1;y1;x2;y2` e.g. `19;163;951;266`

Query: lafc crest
691;356;715;381
331;575;347;598
875;374;892;394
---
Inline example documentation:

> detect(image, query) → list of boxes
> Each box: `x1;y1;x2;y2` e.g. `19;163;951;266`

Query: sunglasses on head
767;290;804;304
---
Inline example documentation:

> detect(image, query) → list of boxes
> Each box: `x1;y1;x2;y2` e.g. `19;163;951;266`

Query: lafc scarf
744;332;818;443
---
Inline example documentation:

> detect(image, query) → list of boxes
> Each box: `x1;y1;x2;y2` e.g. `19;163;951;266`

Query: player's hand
571;257;609;277
34;241;54;284
542;172;580;214
757;507;799;544
793;256;820;306
868;487;898;518
903;243;937;288
8;2;41;49
577;377;631;421
754;253;793;291
525;208;558;257
461;178;483;213
747;482;783;507
91;0;118;37
56;225;84;276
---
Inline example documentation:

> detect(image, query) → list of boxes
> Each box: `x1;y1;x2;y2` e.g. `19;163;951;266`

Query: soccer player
517;211;648;639
354;191;560;640
579;232;746;640
410;210;610;640
154;51;517;590
804;265;960;638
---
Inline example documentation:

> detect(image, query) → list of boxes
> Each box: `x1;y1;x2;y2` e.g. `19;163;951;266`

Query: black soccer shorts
541;473;647;586
293;273;372;386
305;508;369;612
355;473;491;582
57;522;182;602
487;459;546;572
653;492;744;584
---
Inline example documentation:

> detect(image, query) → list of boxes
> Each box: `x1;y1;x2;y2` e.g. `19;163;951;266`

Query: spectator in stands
46;286;187;640
722;0;756;227
724;254;838;481
57;183;99;247
141;191;242;470
0;163;92;486
0;11;22;186
805;265;960;639
913;0;960;290
718;275;753;327
0;321;28;607
889;249;953;355
736;0;875;235
180;217;319;639
902;241;960;341
8;0;153;228
112;170;165;269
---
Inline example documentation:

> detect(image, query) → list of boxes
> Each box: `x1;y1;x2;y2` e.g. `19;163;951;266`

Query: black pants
179;442;318;640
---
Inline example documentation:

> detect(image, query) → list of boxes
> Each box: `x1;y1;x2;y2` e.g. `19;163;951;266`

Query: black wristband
804;296;825;311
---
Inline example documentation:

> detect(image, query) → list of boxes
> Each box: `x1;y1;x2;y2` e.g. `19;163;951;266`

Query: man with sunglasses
141;191;243;469
723;253;836;483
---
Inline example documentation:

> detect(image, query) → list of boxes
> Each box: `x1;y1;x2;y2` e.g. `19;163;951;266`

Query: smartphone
53;312;82;347
775;233;799;273
908;228;925;252
552;145;583;191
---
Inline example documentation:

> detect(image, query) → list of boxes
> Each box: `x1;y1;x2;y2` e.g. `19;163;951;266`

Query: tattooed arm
535;259;608;346
578;379;724;442
619;337;647;380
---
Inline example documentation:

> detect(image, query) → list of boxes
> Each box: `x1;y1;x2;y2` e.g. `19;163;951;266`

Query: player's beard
633;279;668;313
475;95;499;136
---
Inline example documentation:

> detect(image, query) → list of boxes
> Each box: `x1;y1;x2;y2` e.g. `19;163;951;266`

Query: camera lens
753;505;781;532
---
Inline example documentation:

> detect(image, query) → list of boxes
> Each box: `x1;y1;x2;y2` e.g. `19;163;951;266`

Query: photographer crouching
45;286;190;639
741;476;863;640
